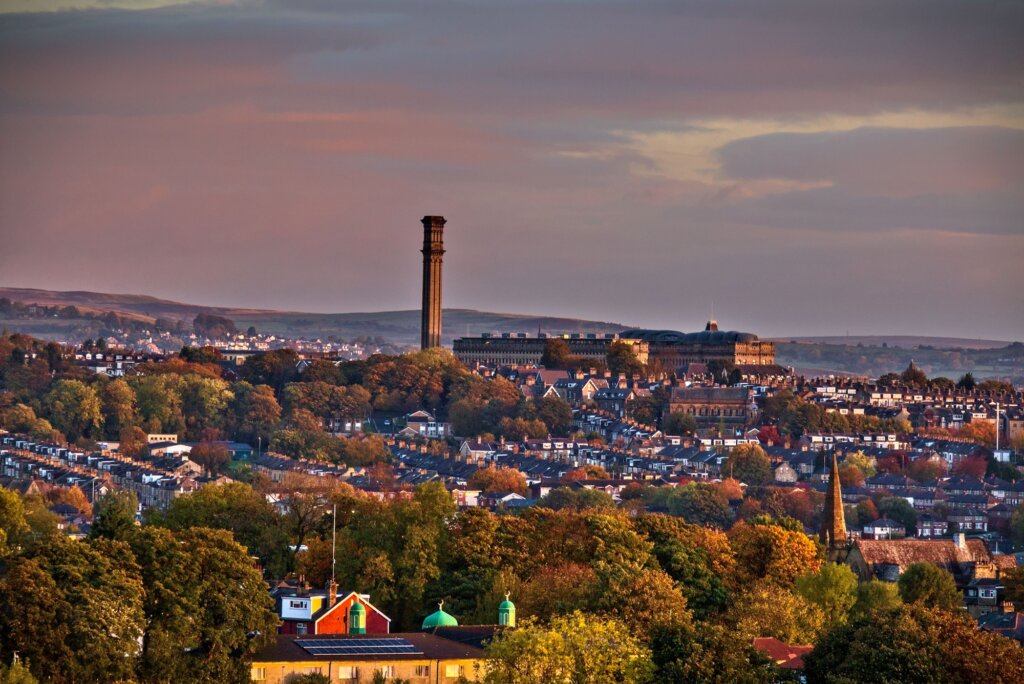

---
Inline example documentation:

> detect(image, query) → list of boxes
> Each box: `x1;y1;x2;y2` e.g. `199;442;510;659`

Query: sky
1;0;1022;340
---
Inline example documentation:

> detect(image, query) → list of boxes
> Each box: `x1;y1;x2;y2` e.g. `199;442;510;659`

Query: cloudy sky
1;0;1022;340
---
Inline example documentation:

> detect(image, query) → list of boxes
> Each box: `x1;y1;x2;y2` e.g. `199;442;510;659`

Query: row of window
681;407;743;417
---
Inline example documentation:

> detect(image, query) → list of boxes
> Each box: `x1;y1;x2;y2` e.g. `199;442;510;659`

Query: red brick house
273;581;391;636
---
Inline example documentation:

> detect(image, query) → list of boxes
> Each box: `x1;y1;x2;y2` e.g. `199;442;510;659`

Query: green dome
499;598;515;610
422;601;459;629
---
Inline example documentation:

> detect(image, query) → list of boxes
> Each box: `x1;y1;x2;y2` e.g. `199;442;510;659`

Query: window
250;667;266;682
376;666;395;679
296;622;307;635
415;665;431;677
445;665;465;678
337;666;358;680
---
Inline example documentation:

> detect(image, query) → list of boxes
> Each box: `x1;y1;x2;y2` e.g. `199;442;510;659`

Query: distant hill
770;335;1011;350
0;287;628;347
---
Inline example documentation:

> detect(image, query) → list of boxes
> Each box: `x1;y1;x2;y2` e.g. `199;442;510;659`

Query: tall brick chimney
420;216;446;349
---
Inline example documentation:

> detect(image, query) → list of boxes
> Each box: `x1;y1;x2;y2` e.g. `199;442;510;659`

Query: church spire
820;451;847;559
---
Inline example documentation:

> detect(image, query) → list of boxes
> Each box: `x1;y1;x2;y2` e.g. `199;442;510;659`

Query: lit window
445;664;465;678
250;667;266;681
337;666;358;680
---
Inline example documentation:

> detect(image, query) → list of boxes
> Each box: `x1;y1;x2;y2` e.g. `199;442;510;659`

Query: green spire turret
349;600;366;635
498;592;516;627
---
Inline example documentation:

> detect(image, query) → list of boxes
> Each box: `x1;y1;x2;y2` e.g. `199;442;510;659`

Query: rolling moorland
1;287;1022;383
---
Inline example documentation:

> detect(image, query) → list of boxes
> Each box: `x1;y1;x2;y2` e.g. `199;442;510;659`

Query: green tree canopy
897;563;962;611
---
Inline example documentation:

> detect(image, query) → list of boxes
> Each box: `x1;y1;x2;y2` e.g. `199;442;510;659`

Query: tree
663;411;697;435
843;451;876;478
952;454;988;478
540;338;573;370
190;442;231;475
153;482;289;577
539;487;616;512
794;563;858;628
1010;504;1024;547
484;612;653;684
0;660;40;684
129;527;278;684
561;465;609;482
724;444;772;485
900;361;928;387
849;580;902;620
606;341;645;377
897;563;962;611
240;349;300;393
958;421;996;448
469;467;528;495
526;396;574;435
0;488;31;556
876;495;917;533
728;522;821;587
0;538;146;684
43;379;102;440
90;490;138;541
193;313;238;338
956;372;976;390
805;604;1024;684
100;378;138;439
665;483;734;528
729;581;826;644
650;621;778;684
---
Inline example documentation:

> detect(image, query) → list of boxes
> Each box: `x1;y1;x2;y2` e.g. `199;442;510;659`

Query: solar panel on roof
295;637;424;657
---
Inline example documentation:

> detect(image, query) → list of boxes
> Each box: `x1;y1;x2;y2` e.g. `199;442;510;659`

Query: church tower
819;451;847;561
420;216;446;349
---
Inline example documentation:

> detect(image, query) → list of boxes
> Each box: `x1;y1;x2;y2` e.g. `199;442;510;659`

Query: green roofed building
422;601;459;630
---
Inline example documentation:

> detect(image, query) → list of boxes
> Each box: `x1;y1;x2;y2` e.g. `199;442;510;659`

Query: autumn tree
190;442;231;475
562;464;610;482
469;467;528;495
729;581;826;644
958;421;996;448
728;521;821;587
484;612;653;684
